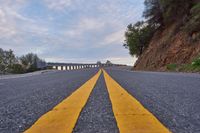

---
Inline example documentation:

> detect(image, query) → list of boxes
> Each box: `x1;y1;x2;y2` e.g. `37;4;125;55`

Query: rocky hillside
123;0;200;71
134;23;200;71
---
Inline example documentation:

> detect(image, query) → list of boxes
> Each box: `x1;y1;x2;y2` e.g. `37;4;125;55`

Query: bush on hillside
166;64;177;71
192;56;200;66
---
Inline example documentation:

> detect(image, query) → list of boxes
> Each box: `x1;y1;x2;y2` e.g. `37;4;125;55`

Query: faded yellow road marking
103;70;171;133
25;70;101;133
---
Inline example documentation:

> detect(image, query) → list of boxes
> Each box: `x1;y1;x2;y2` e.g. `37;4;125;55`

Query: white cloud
0;1;52;56
0;8;17;38
102;30;125;45
78;18;105;31
0;0;144;65
65;17;105;37
0;1;36;39
44;0;72;10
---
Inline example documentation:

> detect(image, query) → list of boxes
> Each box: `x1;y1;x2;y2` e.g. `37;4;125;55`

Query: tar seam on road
103;69;171;133
24;70;101;133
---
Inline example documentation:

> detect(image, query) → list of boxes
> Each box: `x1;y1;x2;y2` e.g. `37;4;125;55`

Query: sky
0;0;144;65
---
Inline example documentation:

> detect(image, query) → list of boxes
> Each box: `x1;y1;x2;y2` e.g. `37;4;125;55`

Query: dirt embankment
133;23;200;71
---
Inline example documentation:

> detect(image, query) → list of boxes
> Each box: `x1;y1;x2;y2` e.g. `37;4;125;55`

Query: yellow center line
25;70;102;133
103;69;171;133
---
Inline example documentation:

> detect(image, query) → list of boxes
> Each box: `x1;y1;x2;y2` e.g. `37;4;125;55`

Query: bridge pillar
53;66;56;69
66;66;68;70
57;66;61;70
63;66;66;70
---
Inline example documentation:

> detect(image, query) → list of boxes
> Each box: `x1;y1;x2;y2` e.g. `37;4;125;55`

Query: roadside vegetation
123;21;156;57
0;48;46;74
167;56;200;72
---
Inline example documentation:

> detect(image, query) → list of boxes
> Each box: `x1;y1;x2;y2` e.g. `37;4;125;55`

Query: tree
143;0;164;27
143;0;193;26
97;61;102;65
5;50;16;72
0;48;16;73
10;64;24;74
20;53;39;72
124;21;156;57
0;48;5;73
160;0;192;24
106;60;112;65
184;3;200;34
0;48;46;74
19;53;46;72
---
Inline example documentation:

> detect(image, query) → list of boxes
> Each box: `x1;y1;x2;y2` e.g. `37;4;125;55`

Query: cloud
0;0;145;65
0;9;17;38
65;17;105;38
78;18;105;31
102;30;125;45
44;0;72;11
0;0;42;39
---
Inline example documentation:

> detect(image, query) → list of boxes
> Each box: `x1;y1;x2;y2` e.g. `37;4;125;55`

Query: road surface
0;67;200;133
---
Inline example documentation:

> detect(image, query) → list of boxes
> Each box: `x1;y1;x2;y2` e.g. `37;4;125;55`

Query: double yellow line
25;69;171;133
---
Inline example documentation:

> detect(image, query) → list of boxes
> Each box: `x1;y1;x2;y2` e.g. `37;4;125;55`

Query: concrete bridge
47;63;125;70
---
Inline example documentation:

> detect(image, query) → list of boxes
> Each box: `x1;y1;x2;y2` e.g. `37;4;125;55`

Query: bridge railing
47;63;125;71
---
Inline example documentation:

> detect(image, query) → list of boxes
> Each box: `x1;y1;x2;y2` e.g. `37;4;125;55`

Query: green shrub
178;56;200;72
166;64;177;71
10;64;25;74
192;56;200;66
179;64;200;72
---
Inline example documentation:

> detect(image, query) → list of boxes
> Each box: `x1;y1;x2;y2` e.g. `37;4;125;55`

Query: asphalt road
106;68;200;133
1;67;200;133
73;74;118;133
0;69;98;133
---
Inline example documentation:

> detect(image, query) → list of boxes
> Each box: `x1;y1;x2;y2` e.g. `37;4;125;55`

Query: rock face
134;23;200;71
